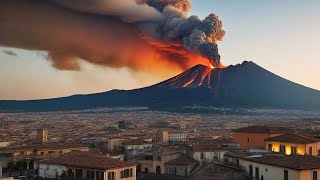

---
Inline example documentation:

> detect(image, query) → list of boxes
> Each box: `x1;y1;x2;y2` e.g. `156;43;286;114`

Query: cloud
0;0;224;75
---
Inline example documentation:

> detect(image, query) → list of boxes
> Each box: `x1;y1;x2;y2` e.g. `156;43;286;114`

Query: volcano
1;61;320;112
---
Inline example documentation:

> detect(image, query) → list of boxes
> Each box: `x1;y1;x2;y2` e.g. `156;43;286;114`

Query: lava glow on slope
154;62;228;89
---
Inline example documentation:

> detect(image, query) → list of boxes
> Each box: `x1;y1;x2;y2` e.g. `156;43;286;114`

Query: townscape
1;108;320;180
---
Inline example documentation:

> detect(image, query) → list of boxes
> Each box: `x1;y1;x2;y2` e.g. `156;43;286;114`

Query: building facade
233;126;295;149
264;134;320;156
38;151;136;180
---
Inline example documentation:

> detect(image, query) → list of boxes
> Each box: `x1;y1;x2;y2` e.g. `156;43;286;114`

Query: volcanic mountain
1;61;320;112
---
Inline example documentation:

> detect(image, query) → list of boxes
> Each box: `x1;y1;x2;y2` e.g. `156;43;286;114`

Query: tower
36;128;48;143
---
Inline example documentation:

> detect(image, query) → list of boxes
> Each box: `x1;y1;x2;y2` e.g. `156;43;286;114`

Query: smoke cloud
0;0;225;73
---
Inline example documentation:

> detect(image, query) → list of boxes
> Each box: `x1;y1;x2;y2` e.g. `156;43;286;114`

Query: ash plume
0;0;225;73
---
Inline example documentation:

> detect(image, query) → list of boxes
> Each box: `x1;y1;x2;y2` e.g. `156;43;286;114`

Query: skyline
1;0;320;100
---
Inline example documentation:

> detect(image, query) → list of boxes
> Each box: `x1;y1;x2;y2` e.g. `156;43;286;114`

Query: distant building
156;131;169;144
192;144;227;165
107;137;124;151
118;121;126;129
265;134;320;156
136;146;184;174
233;126;295;149
122;139;153;153
38;151;136;180
0;118;8;127
37;128;48;143
1;143;89;171
164;155;197;176
169;132;187;143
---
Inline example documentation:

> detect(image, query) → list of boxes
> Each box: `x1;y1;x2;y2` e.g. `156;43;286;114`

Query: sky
0;0;320;100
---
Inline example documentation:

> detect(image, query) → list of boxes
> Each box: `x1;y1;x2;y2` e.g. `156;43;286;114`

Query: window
108;172;115;180
255;167;259;180
313;171;318;180
268;144;272;151
249;165;253;177
247;138;250;142
200;153;204;159
121;169;133;178
284;170;288;180
280;145;286;154
96;171;104;180
291;146;297;155
310;147;313;155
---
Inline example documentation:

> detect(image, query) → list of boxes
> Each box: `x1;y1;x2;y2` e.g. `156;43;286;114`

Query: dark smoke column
145;1;225;67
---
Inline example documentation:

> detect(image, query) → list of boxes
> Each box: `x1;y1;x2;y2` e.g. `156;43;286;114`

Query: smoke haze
0;0;225;74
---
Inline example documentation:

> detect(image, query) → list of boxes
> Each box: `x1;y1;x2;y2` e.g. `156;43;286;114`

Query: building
37;128;48;143
38;151;136;180
192;144;227;165
164;155;197;176
264;134;320;156
169;132;187;143
122;139;153;151
135;146;185;174
233;126;295;149
0;118;8;127
118;121;126;129
156;131;169;144
0;143;89;171
230;154;320;180
107;137;124;151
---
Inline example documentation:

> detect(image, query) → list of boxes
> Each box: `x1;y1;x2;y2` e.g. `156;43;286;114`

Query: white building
122;139;153;151
192;145;227;165
169;132;187;143
225;153;320;180
38;151;136;180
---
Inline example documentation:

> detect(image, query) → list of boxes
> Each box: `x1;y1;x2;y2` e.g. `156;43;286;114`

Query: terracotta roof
40;151;133;170
244;155;320;170
1;143;87;152
165;155;196;166
192;144;226;152
264;134;318;144
233;126;295;134
122;139;151;145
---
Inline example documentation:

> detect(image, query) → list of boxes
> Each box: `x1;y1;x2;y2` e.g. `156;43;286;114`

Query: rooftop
122;139;152;145
244;155;320;170
1;143;87;152
40;151;133;170
165;155;197;166
264;134;318;144
233;126;295;134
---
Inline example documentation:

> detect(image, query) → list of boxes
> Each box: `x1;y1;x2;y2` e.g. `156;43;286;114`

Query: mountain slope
1;61;320;112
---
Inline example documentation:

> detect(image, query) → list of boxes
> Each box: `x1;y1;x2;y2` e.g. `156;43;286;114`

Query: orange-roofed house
265;134;320;156
38;151;136;180
233;126;295;149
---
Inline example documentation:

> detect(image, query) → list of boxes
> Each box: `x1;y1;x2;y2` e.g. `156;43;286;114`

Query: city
0;108;320;179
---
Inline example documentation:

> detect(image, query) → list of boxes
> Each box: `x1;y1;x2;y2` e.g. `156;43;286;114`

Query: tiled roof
1;143;87;152
233;126;295;134
244;155;320;170
122;139;151;145
192;144;226;152
165;155;196;166
40;151;133;170
264;134;318;144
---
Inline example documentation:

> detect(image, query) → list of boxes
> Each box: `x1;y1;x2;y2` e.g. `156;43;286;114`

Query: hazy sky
1;0;320;100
